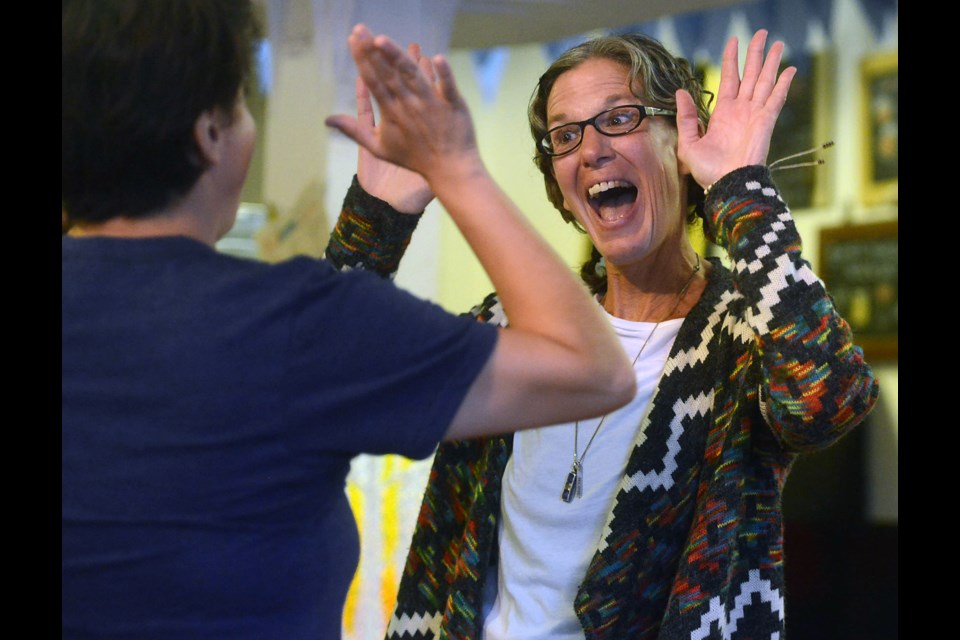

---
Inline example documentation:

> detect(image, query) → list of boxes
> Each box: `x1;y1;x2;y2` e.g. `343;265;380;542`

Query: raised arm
705;165;878;451
678;30;878;449
326;24;635;439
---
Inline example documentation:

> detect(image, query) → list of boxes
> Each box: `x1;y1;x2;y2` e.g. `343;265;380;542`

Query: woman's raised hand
326;24;482;188
353;42;435;214
676;29;796;191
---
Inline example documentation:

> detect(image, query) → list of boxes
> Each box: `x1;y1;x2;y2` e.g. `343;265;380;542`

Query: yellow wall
436;44;592;312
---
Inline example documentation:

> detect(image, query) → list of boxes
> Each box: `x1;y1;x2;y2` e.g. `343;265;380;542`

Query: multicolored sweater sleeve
703;165;879;453
324;175;423;279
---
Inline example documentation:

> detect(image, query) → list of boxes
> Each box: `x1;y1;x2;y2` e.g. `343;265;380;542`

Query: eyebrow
546;93;638;128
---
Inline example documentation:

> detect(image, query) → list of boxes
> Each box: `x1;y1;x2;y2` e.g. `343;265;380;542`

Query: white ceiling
449;0;751;48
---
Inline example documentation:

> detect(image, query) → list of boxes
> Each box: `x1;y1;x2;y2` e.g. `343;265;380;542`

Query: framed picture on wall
819;220;898;361
860;51;898;205
765;52;834;210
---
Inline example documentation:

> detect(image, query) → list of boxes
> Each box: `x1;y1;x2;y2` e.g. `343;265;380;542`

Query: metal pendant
561;460;582;503
576;461;583;499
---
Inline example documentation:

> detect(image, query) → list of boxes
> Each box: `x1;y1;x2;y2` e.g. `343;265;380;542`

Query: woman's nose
578;124;614;164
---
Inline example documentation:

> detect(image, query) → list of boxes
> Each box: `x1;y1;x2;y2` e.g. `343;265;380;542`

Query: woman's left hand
676;29;796;191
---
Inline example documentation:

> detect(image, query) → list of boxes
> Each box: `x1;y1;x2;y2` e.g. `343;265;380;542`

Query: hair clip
769;141;834;171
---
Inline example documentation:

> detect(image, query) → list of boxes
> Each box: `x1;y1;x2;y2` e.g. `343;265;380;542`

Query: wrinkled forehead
545;58;645;127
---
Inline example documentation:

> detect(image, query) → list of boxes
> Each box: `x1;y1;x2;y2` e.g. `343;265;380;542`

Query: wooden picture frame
819;221;898;361
766;51;834;210
860;51;898;205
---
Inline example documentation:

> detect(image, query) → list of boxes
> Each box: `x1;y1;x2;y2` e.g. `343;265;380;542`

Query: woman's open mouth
588;179;638;222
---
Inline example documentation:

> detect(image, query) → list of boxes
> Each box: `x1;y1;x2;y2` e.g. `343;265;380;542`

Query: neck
68;191;236;247
602;246;707;322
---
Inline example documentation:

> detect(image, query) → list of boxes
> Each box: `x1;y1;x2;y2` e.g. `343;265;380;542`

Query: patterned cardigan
325;166;880;640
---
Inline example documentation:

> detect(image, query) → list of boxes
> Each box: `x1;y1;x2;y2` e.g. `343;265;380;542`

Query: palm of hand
677;30;796;190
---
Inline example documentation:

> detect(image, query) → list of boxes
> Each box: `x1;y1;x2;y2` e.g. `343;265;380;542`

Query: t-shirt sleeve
282;261;498;460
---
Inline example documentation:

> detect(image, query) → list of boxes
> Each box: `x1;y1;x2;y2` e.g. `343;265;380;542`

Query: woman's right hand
353;43;434;215
326;24;483;190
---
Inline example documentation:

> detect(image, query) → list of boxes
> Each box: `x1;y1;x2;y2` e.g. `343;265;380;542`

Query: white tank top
481;313;682;640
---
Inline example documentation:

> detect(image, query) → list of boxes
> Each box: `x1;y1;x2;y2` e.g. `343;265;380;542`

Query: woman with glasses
328;29;879;640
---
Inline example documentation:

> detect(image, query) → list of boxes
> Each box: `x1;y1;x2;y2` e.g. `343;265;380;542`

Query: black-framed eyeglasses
538;104;676;157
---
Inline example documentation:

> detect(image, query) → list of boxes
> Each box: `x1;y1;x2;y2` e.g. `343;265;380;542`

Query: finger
419;56;435;83
348;27;392;101
355;76;375;128
349;26;418;106
752;40;785;105
432;54;460;104
674;89;702;150
349;22;372;43
766;65;796;119
715;36;741;102
407;42;422;61
353;50;404;107
347;23;376;67
419;51;437;84
325;114;375;150
738;30;768;100
372;34;419;79
406;41;437;85
366;35;430;101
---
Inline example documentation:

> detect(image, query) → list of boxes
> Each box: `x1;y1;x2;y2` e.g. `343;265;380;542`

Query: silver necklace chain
561;254;702;503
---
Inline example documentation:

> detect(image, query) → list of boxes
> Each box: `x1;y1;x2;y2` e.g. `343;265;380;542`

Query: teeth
588;180;630;198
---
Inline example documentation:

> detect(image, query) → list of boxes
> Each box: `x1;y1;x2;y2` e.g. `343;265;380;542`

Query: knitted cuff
702;165;785;250
325;175;423;278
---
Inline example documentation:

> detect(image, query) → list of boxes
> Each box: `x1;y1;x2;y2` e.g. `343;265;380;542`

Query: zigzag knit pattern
327;167;879;640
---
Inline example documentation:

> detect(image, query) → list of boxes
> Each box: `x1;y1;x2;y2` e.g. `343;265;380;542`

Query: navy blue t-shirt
61;235;497;639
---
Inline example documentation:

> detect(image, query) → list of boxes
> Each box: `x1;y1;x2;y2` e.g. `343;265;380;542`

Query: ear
193;108;227;166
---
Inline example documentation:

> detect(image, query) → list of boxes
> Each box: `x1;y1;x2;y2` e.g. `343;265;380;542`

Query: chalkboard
819;221;898;361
